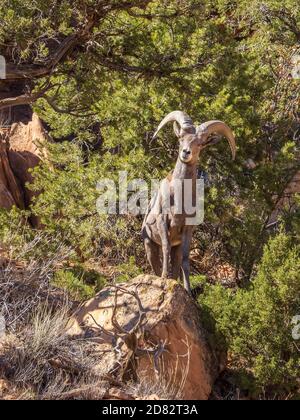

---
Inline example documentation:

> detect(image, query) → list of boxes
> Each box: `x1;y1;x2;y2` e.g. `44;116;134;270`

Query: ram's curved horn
153;111;196;139
197;120;236;160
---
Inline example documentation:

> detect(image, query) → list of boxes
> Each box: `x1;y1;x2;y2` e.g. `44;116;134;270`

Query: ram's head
153;111;236;165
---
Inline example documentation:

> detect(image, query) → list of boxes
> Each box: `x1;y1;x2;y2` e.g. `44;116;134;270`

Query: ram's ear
173;121;181;138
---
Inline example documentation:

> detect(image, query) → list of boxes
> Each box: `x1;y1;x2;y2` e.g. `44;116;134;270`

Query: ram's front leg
157;215;170;278
182;228;193;294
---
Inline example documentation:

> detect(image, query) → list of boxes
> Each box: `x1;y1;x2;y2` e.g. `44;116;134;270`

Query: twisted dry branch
86;284;166;374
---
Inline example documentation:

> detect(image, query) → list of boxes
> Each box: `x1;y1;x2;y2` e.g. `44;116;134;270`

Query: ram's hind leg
171;245;182;280
144;238;161;276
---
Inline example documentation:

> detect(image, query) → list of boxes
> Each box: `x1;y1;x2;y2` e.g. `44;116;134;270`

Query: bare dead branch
87;312;117;338
0;84;51;111
41;95;98;117
110;284;147;334
5;34;79;81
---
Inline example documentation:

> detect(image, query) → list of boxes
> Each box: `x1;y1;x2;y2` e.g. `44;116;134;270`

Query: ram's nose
182;149;191;158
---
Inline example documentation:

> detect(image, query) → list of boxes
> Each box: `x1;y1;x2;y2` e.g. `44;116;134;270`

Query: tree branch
42;95;97;117
127;10;181;20
1;1;154;114
5;34;79;81
260;6;300;41
93;53;208;77
0;84;52;110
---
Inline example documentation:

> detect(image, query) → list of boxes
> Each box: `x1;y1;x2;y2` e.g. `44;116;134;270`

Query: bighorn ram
142;111;236;294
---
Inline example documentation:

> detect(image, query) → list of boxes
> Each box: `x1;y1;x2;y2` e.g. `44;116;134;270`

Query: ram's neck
172;158;197;181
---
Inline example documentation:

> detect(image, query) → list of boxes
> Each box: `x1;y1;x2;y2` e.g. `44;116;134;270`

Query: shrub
52;267;107;301
199;233;300;398
0;208;31;253
17;142;148;265
190;274;207;291
113;257;143;283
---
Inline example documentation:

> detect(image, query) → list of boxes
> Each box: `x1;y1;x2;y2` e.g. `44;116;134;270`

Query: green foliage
1;0;298;275
200;233;300;396
52;266;107;301
113;257;143;283
0;207;30;251
1;0;300;399
52;258;141;299
189;274;207;290
26;142;145;262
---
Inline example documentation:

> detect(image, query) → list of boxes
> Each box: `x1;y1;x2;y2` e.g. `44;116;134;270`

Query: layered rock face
0;136;23;209
0;113;49;219
68;275;226;400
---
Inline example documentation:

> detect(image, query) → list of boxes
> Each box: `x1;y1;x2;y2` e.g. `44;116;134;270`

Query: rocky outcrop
68;275;226;400
0;113;49;221
8;113;48;209
0;136;24;209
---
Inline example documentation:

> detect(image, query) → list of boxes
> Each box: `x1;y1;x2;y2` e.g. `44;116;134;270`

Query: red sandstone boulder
0;137;24;209
8;113;49;208
68;275;226;400
0;113;49;224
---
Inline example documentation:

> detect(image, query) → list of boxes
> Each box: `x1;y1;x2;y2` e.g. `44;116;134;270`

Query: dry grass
0;234;73;332
1;304;111;400
0;239;112;400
